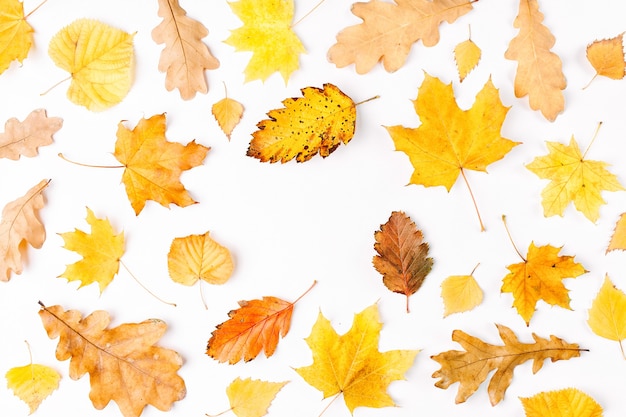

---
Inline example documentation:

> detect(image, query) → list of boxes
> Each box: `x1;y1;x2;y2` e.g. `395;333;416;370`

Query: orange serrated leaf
585;33;626;88
212;87;244;140
0;109;62;160
454;37;481;82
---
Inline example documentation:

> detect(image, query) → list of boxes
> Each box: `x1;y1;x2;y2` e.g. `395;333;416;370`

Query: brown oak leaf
0;109;62;160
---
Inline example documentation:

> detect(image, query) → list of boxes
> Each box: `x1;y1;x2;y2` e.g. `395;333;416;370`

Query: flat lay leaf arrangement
2;1;626;416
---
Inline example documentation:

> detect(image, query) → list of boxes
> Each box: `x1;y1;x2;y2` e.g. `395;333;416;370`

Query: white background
1;0;626;416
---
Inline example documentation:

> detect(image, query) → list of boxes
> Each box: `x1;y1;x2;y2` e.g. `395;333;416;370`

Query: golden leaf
504;0;566;121
454;37;481;82
225;0;305;83
58;207;124;292
440;266;483;317
0;0;34;74
520;388;603;417
152;0;219;100
585;33;626;87
0;109;62;160
48;19;134;111
223;377;287;417
6;362;60;414
247;83;357;163
295;304;418;414
607;213;626;253
587;275;626;359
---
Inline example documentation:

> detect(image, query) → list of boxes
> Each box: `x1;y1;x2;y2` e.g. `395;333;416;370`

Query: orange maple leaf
113;113;209;215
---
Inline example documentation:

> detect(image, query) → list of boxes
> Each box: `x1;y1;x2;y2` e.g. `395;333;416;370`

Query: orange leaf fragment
585;34;626;88
607;212;626;253
0;109;62;160
373;211;433;313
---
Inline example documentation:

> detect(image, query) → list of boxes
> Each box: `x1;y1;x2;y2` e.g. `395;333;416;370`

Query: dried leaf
247;83;357;163
0;0;34;74
212;95;244;140
295;304;418;414
223;377;287;417
504;0;566;121
152;0;219;100
113;113;209;215
39;304;186;417
454;38;481;82
441;268;483;316
0;179;48;281
431;324;585;405
225;0;305;82
587;275;626;359
6;362;60;414
0;109;62;160
520;388;603;417
502;242;587;326
58;208;124;292
607;213;626;253
373;211;433;313
586;34;626;86
48;19;134;111
526;135;624;223
328;0;474;74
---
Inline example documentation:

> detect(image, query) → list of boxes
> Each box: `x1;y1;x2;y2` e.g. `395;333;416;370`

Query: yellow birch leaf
225;0;305;83
520;388;603;417
224;377;287;417
586;34;626;85
6;362;60;414
441;268;483;317
212;92;244;140
454;38;481;82
607;213;626;253
0;0;34;74
587;275;626;359
48;19;134;111
58;207;124;293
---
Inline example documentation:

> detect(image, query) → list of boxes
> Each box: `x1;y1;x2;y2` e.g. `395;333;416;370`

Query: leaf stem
25;0;49;19
317;392;341;417
205;407;234;417
501;215;525;261
354;95;380;107
619;340;626;360
40;76;71;96
459;168;485;232
119;260;176;307
292;0;327;28
582;121;603;159
292;280;318;305
58;153;124;169
582;73;598;91
470;262;480;275
199;280;208;310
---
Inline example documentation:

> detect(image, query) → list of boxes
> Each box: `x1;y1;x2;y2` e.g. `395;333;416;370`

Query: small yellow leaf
607;213;626;253
225;377;287;417
586;34;626;81
212;96;244;140
454;38;481;82
520;388;603;417
6;363;61;414
441;271;483;317
0;0;34;74
587;275;626;358
48;19;134;111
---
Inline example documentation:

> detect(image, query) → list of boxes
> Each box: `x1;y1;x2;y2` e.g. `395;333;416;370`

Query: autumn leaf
113;113;209;215
295;303;418;414
441;264;483;317
328;0;474;74
607;213;626;252
385;74;520;231
373;211;433;313
0;0;34;74
584;33;626;89
0;109;62;160
39;303;186;417
212;87;244;140
504;0;566;121
520;388;603;417
247;83;364;163
526;130;624;223
48;19;134;111
58;207;124;292
454;29;481;82
207;377;287;417
152;0;219;100
207;281;315;364
431;324;585;406
225;0;305;83
0;179;48;281
587;275;626;359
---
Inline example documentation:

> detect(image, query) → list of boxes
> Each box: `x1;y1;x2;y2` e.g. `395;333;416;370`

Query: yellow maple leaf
220;378;287;417
0;0;34;74
225;0;305;83
504;0;566;121
247;83;359;163
526;134;624;223
441;264;483;317
520;388;603;417
607;213;626;253
386;74;520;230
48;19;134;111
295;304;418;414
584;33;626;88
58;207;124;293
212;87;244;140
6;357;60;414
113;113;210;215
587;275;626;359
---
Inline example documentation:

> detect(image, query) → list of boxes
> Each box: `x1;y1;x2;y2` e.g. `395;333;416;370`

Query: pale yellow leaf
441;272;483;317
6;363;60;414
225;377;287;417
520;387;603;417
587;275;626;358
212;96;244;140
454;38;481;82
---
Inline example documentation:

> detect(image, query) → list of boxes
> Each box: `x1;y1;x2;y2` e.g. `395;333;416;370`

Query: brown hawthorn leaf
431;324;586;406
0;179;49;281
39;303;186;417
0;109;62;160
152;0;219;99
373;211;433;313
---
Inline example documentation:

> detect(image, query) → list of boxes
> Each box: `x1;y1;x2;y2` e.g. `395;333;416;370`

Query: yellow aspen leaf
386;74;520;231
225;0;305;83
0;0;34;74
607;213;626;253
432;324;585;406
441;266;482;317
328;0;474;74
113;113;210;215
58;207;124;293
48;19;134;111
0;109;62;160
502;242;587;326
0;179;48;281
505;0;565;121
152;0;220;100
219;377;287;417
247;83;359;163
6;361;60;414
586;34;626;84
520;388;603;417
295;304;418;414
526;134;624;223
212;89;244;140
587;275;626;359
454;38;481;82
39;304;186;417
